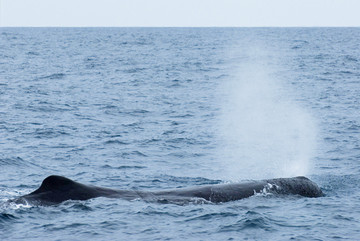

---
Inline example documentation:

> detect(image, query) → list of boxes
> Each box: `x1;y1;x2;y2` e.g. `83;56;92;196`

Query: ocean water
0;28;359;240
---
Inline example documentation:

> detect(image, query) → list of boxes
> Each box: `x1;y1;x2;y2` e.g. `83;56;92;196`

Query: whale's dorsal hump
32;175;76;194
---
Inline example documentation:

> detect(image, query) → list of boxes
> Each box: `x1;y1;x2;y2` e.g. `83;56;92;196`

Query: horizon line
1;25;360;28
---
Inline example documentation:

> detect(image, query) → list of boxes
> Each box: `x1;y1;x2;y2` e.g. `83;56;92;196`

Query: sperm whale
12;175;323;206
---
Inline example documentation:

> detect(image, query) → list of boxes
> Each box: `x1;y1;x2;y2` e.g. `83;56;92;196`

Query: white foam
8;200;33;210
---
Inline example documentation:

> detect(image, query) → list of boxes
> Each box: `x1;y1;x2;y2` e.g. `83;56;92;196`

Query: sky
1;0;360;27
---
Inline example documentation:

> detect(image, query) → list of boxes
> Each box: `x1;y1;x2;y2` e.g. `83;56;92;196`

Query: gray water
0;28;360;240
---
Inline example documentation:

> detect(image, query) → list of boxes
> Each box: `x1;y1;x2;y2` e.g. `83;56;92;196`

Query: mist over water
218;50;317;180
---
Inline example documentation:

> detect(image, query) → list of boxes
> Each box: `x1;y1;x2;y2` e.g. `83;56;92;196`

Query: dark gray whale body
14;175;323;206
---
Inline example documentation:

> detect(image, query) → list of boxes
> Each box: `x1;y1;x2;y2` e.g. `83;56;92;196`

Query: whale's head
266;176;324;197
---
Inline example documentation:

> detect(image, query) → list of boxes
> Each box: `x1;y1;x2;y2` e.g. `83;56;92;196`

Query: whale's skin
12;175;323;206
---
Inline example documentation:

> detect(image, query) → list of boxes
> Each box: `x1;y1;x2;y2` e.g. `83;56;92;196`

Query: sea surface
0;28;360;240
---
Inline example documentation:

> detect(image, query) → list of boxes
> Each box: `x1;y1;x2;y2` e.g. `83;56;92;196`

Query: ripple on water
219;211;275;232
0;156;27;167
38;73;66;80
101;164;146;170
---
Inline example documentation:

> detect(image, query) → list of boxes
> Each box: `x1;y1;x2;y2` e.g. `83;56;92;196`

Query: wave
0;157;28;167
38;73;66;80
